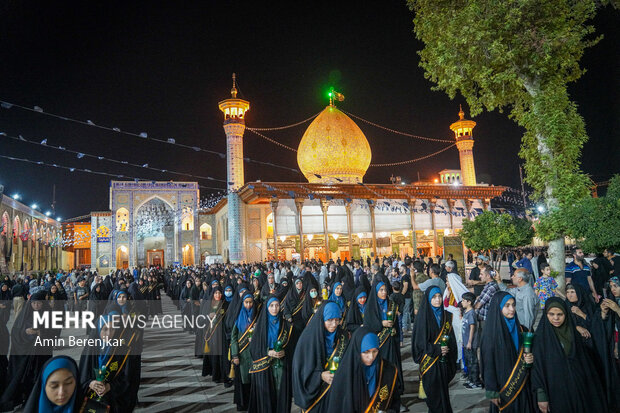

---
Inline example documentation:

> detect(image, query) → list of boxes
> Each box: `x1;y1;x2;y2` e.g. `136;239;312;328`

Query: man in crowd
467;255;487;296
496;268;539;330
474;265;500;331
408;263;446;294
566;247;599;303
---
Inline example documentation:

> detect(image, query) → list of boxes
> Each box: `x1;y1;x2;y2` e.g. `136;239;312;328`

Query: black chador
0;291;58;411
480;291;536;413
201;286;229;381
325;327;399;413
292;302;349;413
344;285;368;333
78;315;130;413
532;297;608;413
229;292;259;411
363;279;404;407
247;295;293;413
411;287;457;413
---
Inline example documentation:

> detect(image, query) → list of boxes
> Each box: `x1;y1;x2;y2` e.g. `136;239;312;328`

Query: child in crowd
533;263;565;309
390;281;405;347
461;292;482;389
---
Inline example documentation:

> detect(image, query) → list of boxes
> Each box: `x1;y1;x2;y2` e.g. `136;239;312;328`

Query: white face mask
310;290;318;299
224;291;233;297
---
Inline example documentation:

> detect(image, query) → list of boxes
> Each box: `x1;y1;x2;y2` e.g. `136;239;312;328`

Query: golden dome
297;105;371;184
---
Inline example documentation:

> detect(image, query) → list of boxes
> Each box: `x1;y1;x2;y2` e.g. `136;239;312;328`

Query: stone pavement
13;295;489;413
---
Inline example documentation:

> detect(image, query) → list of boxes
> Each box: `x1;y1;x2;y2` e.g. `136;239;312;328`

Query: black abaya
291;302;349;413
411;288;457;413
531;297;608;413
480;291;536;413
247;295;293;413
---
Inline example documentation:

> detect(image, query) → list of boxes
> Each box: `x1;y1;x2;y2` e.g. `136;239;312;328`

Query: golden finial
458;104;465;120
231;73;238;98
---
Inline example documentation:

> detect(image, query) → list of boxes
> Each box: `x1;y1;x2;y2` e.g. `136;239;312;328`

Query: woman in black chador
180;279;199;333
78;313;129;413
480;291;536;412
325;327;399;413
0;282;12;391
282;276;307;354
0;291;58;411
532;297;607;413
300;272;322;326
411;287;457;413
247;295;293;413
344;285;367;333
201;286;229;382
292;301;349;413
363;279;404;409
229;292;258;411
23;355;83;412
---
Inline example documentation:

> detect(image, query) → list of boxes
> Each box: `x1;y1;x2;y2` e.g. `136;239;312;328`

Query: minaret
219;74;250;263
449;106;477;186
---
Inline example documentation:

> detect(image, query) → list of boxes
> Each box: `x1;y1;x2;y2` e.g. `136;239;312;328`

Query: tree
550;175;620;253
461;211;534;271
406;0;611;286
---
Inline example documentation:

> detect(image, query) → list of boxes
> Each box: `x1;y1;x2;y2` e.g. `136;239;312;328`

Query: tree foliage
559;175;620;253
406;0;608;274
461;211;534;264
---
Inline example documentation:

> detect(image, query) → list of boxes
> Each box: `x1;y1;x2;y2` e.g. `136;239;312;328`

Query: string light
0;132;230;184
0;100;301;174
341;109;454;143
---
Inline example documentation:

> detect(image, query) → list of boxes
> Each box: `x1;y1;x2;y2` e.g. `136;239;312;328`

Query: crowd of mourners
0;246;618;413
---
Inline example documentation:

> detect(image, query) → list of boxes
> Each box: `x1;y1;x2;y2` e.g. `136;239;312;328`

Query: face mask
224;291;233;297
310;291;318;299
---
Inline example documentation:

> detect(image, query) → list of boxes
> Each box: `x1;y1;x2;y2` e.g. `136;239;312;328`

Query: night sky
0;1;618;220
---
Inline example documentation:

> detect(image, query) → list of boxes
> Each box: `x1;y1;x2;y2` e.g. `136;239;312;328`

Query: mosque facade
211;76;506;264
77;76;505;272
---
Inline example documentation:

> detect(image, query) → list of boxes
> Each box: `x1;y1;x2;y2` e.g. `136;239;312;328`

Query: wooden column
429;199;438;256
483;198;491;211
320;199;330;262
295;198;305;262
447;199;456;232
465;199;474;220
345;201;353;259
369;201;377;259
270;198;279;260
409;198;417;257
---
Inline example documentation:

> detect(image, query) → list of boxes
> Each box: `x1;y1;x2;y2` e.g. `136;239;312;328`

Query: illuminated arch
266;212;274;238
182;244;194;266
200;223;212;240
181;207;194;231
116;208;129;232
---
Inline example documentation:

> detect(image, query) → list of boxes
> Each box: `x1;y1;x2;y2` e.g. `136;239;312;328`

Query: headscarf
545;299;573;356
114;290;129;314
500;294;519;351
323;302;341;356
267;297;280;349
224;285;234;302
356;291;367;314
428;286;443;326
361;332;380;397
235;293;255;334
328;282;345;313
37;356;79;413
375;281;387;318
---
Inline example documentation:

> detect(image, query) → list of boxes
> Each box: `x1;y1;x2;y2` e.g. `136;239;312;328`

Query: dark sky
0;1;618;219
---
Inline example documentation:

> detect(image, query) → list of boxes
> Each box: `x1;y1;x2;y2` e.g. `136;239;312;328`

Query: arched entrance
116;246;129;269
134;197;175;267
182;244;194;266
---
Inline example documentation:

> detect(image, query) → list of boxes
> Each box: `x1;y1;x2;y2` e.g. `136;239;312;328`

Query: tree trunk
523;79;567;288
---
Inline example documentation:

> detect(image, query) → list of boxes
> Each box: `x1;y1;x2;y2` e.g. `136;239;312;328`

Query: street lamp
12;194;20;200
31;203;38;209
56;217;62;222
536;205;545;213
45;211;51;216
